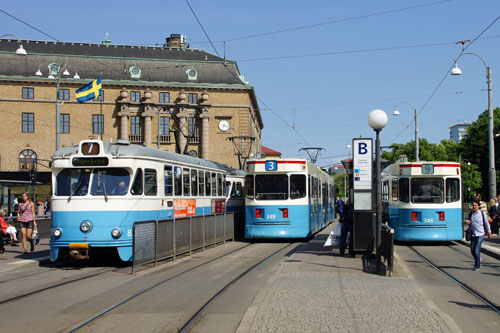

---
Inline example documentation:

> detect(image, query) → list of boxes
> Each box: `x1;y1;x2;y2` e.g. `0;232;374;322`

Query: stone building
0;34;263;176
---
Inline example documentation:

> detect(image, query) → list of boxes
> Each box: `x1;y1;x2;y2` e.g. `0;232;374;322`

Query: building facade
449;122;471;142
0;35;263;175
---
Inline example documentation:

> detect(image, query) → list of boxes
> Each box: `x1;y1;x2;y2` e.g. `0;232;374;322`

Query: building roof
0;38;263;128
261;145;281;155
449;123;471;129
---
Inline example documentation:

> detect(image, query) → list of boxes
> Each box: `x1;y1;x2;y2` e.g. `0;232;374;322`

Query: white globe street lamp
368;109;388;274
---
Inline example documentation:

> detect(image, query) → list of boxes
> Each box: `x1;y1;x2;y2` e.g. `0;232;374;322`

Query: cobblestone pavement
237;227;459;333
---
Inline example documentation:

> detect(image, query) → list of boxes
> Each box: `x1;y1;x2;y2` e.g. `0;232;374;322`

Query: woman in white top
465;201;492;271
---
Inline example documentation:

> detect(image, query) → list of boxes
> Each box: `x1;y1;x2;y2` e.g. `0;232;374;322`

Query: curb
456;239;500;260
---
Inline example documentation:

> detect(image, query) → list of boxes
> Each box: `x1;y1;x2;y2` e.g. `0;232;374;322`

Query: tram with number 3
50;139;229;262
244;158;335;239
381;161;463;241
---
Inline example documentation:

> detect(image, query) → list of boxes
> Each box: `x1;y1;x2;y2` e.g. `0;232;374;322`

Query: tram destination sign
72;157;109;167
352;138;372;190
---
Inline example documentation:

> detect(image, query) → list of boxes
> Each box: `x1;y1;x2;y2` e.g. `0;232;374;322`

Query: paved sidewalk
0;237;51;273
237;224;460;333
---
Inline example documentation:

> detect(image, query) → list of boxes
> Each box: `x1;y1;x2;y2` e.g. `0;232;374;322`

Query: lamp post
393;102;419;161
0;34;27;55
35;63;79;151
368;109;388;274
451;53;495;200
345;144;351;201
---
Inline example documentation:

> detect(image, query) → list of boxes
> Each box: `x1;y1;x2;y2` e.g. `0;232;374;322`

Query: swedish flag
76;75;102;104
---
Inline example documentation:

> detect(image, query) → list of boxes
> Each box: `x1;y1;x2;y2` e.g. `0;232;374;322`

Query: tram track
409;245;500;316
65;242;260;332
448;242;500;273
65;243;295;332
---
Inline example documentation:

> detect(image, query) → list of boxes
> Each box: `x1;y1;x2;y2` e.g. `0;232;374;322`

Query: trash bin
37;202;44;216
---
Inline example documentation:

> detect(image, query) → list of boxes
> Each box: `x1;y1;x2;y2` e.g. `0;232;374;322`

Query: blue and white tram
50;139;228;262
225;168;246;213
381;161;463;241
244;158;335;239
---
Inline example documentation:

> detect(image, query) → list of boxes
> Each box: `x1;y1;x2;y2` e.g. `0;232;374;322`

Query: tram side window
290;174;306;199
144;169;157;196
205;172;211;196
211;172;217;196
191;169;198;196
411;178;444;203
399;178;409;203
217;174;223;196
131;168;143;195
245;175;254;199
164;165;173;196
391;178;398;201
55;168;91;196
235;182;243;198
227;181;232;198
174;166;182;196
198;171;204;196
183;168;190;196
223;175;227;196
446;178;460;203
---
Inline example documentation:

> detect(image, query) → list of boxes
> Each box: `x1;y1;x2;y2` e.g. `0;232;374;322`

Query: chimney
166;34;186;48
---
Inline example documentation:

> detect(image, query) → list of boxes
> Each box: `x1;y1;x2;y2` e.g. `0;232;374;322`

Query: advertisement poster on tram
174;199;196;217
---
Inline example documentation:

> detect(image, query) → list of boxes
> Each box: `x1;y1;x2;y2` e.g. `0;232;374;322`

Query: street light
0;34;27;55
368;109;388;275
35;63;79;151
393;102;419;161
451;52;495;200
346;144;352;201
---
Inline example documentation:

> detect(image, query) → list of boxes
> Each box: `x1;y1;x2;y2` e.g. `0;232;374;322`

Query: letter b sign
358;142;368;155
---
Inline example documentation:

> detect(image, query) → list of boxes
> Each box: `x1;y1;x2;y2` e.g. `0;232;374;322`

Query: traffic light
29;168;37;185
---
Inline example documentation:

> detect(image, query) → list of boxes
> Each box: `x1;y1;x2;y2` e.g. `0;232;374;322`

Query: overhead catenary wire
388;14;500;145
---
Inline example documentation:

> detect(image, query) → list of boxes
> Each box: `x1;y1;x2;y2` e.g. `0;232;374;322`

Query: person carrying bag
465;201;492;271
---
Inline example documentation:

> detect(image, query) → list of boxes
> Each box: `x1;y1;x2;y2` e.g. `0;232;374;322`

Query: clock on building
218;120;230;132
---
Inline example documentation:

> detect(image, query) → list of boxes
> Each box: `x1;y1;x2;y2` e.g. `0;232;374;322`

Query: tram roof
385;161;461;177
53;140;230;171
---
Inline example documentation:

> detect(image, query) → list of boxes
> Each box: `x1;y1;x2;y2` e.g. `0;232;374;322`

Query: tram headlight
111;228;121;239
80;221;93;233
53;228;62;238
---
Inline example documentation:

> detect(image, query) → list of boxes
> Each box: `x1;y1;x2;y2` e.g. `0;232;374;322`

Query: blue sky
2;0;500;167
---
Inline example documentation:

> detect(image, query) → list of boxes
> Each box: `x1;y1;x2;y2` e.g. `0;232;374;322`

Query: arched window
19;149;37;170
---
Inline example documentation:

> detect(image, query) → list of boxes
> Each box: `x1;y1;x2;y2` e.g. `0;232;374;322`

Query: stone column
199;91;211;159
142;88;154;147
117;88;130;140
199;107;210;159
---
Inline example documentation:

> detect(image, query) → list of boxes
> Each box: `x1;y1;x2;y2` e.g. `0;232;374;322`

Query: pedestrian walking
489;198;499;235
17;192;37;254
465;201;492;271
339;200;354;257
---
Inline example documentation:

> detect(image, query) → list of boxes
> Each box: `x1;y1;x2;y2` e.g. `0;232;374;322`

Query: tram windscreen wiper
102;179;108;202
68;175;89;202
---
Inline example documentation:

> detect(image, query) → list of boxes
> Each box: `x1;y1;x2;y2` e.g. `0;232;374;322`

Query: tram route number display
353;139;372;190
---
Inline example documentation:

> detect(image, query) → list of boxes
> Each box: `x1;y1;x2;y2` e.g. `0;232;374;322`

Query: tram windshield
55;168;91;196
411;178;444;203
255;174;288;200
90;168;130;196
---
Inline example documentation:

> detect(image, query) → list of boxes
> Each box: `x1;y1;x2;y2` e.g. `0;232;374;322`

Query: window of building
22;87;34;99
131;116;141;135
92;114;104;134
22;113;34;133
159;92;170;103
57;89;70;100
188;93;198;104
159;116;170;135
188;118;198;136
19;149;37;170
60;113;70;134
131;91;141;102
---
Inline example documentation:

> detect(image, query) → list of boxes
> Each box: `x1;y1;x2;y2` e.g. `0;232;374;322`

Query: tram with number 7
381;161;463;241
50;139;229;262
244;158;335;239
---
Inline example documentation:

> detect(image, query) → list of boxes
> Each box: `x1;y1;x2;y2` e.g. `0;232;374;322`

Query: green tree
333;172;345;198
457;107;500;198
